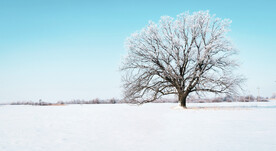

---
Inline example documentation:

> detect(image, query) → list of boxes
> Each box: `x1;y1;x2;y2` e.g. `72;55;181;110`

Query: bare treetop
121;11;244;108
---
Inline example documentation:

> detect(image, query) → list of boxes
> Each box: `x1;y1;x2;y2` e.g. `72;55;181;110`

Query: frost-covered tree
121;11;243;108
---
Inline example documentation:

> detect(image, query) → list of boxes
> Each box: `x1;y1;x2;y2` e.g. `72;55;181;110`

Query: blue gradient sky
0;0;275;103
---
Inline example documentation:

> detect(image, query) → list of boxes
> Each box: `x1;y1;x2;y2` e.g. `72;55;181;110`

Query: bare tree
121;11;243;108
271;93;276;99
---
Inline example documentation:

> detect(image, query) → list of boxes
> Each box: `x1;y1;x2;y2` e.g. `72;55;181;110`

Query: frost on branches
121;11;244;108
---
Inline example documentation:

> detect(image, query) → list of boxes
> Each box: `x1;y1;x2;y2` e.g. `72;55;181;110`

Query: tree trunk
179;93;187;108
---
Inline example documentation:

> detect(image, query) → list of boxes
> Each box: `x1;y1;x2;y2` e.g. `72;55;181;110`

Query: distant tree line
187;95;269;103
8;95;270;106
10;98;120;106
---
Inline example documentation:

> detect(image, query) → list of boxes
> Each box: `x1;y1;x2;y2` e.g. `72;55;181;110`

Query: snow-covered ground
1;101;276;151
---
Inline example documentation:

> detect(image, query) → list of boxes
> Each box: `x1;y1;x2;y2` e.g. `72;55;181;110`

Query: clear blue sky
0;0;275;103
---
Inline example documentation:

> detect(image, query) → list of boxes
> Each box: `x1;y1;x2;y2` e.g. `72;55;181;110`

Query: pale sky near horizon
0;0;275;103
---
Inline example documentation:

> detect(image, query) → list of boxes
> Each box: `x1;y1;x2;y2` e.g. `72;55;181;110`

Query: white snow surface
1;101;276;151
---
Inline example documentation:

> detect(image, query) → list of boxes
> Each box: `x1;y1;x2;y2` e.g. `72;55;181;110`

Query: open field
1;101;276;151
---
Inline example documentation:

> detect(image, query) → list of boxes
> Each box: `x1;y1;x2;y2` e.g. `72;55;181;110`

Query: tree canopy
121;11;243;107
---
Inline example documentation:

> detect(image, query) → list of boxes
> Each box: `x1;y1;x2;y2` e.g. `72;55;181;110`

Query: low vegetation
9;95;269;106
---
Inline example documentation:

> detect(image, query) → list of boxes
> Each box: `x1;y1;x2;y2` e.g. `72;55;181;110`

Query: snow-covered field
1;101;276;151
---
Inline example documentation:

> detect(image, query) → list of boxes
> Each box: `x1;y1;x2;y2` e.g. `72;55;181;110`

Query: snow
1;102;276;151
